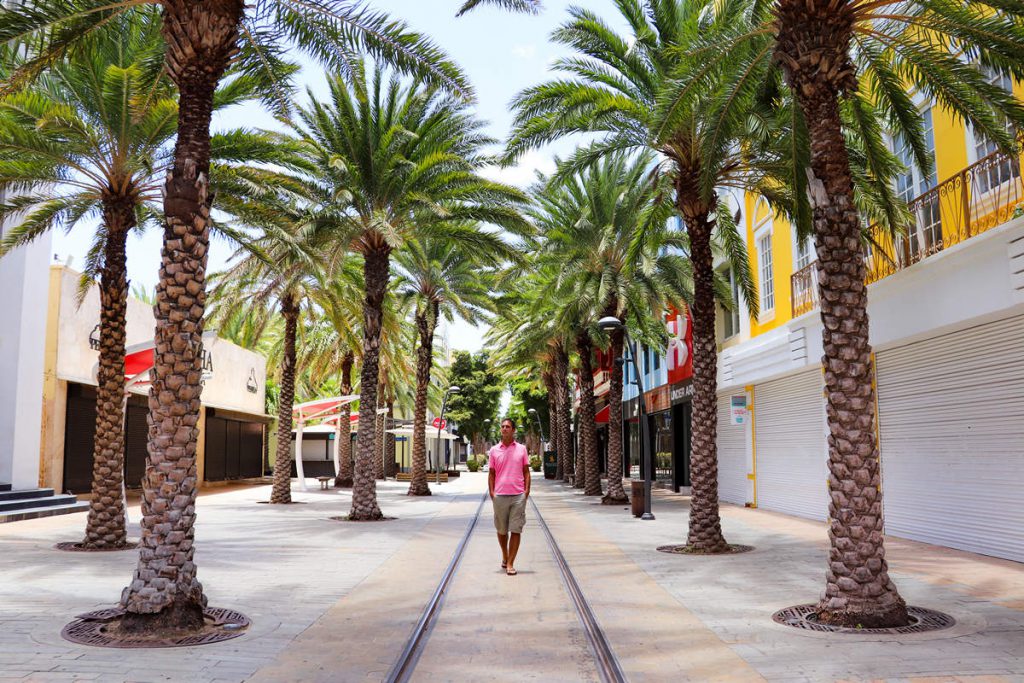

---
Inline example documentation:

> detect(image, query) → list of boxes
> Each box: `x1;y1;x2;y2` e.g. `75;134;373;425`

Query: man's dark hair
500;417;516;428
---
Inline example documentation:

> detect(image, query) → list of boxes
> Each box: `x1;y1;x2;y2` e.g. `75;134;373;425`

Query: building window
972;66;1019;194
893;107;941;260
757;232;774;315
721;267;741;339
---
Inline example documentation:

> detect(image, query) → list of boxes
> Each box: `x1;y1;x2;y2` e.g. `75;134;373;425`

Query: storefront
40;265;271;495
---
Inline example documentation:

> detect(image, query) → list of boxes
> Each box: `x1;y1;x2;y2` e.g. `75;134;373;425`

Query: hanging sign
730;395;748;425
665;306;693;384
431;417;447;430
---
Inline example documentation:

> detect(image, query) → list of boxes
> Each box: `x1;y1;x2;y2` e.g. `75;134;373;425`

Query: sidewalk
0;474;1022;682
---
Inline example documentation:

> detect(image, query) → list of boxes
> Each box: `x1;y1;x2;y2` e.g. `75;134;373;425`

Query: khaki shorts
492;493;527;534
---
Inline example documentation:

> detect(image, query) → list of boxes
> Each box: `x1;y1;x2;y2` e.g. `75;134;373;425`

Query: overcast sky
51;0;624;353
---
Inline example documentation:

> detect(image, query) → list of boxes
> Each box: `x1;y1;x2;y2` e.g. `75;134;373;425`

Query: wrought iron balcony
790;147;1023;317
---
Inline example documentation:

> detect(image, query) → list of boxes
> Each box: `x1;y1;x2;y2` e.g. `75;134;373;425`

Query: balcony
791;147;1023;317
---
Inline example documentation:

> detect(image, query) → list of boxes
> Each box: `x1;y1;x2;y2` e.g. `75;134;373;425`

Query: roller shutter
877;314;1024;562
754;369;828;520
717;393;748;506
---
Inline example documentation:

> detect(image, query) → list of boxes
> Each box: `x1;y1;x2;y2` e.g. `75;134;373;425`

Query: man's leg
506;532;521;571
497;533;509;566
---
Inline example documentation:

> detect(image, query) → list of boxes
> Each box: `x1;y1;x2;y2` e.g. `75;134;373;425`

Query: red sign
431;417;447;430
665;305;693;384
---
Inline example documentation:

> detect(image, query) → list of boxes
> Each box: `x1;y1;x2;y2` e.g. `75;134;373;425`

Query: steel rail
385;492;488;683
530;496;628;683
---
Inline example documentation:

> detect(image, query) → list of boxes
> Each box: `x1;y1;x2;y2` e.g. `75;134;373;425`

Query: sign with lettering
431;417;447;430
665;306;693;384
670;381;693;404
730;395;748;425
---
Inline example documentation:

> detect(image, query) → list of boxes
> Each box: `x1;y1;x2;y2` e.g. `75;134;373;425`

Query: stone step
0;500;89;523
0;492;82;513
0;488;54;502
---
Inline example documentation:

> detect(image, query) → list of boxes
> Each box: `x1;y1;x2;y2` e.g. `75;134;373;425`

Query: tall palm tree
531;153;691;503
673;0;1024;627
1;0;472;632
396;237;513;496
507;0;793;552
0;12;285;550
292;65;529;520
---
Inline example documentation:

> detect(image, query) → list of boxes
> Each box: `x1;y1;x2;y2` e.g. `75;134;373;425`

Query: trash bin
542;450;557;479
630;479;644;518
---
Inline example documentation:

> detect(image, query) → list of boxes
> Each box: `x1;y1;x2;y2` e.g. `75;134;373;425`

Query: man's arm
523;465;531;498
488;468;496;499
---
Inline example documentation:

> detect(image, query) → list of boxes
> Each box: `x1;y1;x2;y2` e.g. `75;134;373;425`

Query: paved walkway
0;473;1022;682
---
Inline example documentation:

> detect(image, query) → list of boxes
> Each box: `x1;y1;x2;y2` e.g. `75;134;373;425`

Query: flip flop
506;568;517;576
501;561;507;570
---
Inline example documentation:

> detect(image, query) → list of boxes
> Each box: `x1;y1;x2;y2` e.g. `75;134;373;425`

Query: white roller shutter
755;369;829;520
877;314;1024;562
717;393;748;506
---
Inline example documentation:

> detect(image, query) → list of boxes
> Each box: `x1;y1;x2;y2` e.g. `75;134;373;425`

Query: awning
292;395;359;422
387;426;459;440
595;404;610;424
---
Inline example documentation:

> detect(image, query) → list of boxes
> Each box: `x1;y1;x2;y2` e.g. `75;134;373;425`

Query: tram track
385;489;627;683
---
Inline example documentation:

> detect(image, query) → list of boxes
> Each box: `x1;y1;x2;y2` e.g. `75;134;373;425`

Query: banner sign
730;395;748;425
666;306;693;384
431;417;447;430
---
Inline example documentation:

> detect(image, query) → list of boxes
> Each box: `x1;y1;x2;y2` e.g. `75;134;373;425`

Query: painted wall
0;231;51;489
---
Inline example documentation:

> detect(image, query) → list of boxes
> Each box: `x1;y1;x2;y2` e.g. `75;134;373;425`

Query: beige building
39;265;271;495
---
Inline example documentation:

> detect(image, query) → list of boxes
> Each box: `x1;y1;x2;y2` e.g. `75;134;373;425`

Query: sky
50;0;625;353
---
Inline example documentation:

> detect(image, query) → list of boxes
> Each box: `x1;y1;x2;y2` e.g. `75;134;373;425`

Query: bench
395;472;448;483
316;476;332;490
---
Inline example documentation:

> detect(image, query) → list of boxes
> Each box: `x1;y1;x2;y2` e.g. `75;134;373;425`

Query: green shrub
466;458;481;472
529;455;541;472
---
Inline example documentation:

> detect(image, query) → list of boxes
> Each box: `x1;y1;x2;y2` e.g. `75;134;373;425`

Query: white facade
0;226;51;489
716;216;1024;561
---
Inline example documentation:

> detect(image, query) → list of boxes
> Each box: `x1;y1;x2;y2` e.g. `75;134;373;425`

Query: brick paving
0;474;1022;682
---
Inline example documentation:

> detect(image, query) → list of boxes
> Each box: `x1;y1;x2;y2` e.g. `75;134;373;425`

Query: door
204;416;227;482
877;314;1024;562
754;369;829;520
62;384;97;495
671;402;691;490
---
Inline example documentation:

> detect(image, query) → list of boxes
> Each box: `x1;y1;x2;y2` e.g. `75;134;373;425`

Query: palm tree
532;153;691;504
675;0;1024;626
208;216;326;505
396;237;512;496
508;0;790;552
0;12;284;550
291;65;529;520
1;0;474;632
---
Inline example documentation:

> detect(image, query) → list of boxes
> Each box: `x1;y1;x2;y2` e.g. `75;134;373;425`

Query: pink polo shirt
488;441;530;495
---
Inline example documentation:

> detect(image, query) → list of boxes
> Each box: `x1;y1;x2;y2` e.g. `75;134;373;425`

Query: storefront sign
670;381;693;404
644;384;671;413
246;368;258;394
730;395;748;425
88;324;101;351
665;306;693;384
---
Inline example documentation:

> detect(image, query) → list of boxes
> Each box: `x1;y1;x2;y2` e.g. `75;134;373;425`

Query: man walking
488;417;531;576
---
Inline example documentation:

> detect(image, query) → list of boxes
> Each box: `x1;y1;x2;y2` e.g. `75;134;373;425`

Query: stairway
0;483;90;523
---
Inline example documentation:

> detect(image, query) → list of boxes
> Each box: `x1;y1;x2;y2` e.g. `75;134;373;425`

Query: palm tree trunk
335;352;354;487
680;201;730;553
349;246;389;521
544;369;557;478
120;1;242;630
408;305;435;496
82;210;133;549
270;295;299;504
576;331;602;496
554;345;572;483
776;4;907;625
602;326;629;504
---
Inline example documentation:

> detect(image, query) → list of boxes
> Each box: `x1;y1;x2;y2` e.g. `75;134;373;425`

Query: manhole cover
62;606;250;648
772;604;955;634
55;541;138;552
657;543;755;555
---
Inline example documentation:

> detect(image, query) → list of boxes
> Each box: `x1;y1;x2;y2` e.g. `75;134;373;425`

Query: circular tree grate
55;541;138;552
657;543;755;555
62;606;250;648
772;604;955;634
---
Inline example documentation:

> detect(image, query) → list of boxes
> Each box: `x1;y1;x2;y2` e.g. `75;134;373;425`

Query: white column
294;418;308;491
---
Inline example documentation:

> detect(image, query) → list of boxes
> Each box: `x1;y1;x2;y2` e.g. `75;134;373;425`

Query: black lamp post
598;315;654;520
436;385;460;484
483;418;492;450
527;407;545;449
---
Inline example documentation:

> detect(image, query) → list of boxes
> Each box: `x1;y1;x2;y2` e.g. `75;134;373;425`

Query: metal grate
772;603;955;634
656;544;755;555
55;541;138;552
62;606;250;648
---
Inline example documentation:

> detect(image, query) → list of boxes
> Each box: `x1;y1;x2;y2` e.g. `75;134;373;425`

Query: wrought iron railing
790;147;1024;317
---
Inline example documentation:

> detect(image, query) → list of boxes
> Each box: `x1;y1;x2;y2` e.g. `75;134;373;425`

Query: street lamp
527;407;545;449
483;418;492;449
436;385;461;484
598;315;654;520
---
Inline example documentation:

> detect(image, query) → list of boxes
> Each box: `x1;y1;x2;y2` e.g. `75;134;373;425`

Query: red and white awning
292;395;359;423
